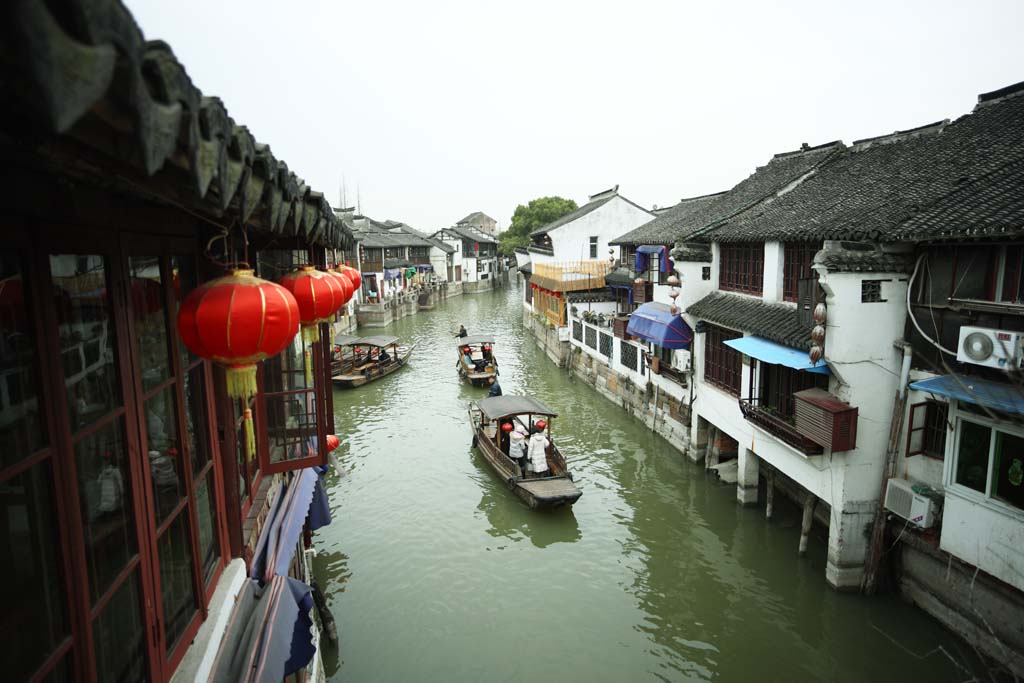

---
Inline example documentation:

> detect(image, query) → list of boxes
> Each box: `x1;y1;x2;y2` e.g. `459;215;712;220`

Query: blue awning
635;245;671;273
250;468;325;583
626;302;693;349
723;336;830;374
910;374;1024;415
210;575;316;682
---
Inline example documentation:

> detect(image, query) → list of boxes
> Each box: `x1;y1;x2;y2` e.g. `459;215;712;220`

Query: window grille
759;363;829;420
600;333;612;357
572;321;582;342
704;324;742;395
783;242;821;301
719;243;764;295
585;326;597;349
861;280;886;303
620;341;639;371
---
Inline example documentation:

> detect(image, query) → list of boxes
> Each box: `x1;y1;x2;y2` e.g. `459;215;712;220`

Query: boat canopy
351;335;399;347
626;302;694;349
477;395;558;420
457;334;495;346
333;333;360;346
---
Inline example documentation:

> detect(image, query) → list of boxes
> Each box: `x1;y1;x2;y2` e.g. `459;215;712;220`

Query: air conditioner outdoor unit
883;478;936;528
957;326;1024;370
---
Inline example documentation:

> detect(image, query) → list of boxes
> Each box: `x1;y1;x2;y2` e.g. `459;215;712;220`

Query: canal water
315;282;972;682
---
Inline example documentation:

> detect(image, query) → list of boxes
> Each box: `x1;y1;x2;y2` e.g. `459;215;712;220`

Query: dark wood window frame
783;242;820;302
704;324;742;396
906;400;949;459
719;243;764;296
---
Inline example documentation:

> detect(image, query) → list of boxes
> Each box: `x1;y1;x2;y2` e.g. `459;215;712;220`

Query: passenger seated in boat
378;348;391;363
526;421;550;478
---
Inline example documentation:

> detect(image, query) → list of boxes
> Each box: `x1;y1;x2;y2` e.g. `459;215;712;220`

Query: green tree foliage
498;196;578;256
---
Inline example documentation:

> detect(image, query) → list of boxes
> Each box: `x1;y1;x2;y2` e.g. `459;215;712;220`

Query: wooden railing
738;398;823;455
531;260;613;292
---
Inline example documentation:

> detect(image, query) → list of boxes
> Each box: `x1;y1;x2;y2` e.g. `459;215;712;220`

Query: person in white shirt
509;427;528;477
526;420;550;478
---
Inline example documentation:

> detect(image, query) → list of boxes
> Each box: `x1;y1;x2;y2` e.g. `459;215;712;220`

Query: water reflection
476;484;581;548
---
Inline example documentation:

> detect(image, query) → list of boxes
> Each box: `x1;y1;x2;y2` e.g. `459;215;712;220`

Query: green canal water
315;282;972;682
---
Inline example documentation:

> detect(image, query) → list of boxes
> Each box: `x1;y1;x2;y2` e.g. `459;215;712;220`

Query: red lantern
176;269;300;459
328;267;355;308
278;266;346;343
338;265;362;291
326;434;341;452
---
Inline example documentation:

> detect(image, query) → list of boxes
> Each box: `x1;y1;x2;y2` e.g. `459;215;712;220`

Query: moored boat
456;334;498;385
331;335;413;388
468;395;581;509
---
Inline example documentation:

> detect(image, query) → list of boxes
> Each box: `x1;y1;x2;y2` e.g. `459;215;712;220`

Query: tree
498;196;578;256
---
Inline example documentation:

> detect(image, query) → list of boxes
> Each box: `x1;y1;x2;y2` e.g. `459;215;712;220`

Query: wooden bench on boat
331;335;413;388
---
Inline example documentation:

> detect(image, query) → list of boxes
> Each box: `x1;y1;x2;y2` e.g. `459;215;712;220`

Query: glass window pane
75;418;137;603
955;420;992;494
92;570;147;683
264;335;314;393
0;252;47;468
265;392;317;465
993;430;1024;510
157;511;198;652
146;387;185;524
195;472;220;583
233;399;252;503
129;256;171;393
51;254;121;431
184;364;210;476
1;461;68;682
170;255;199;367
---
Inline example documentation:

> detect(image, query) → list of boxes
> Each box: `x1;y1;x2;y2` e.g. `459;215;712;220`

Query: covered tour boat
469;395;582;509
457;334;499;385
331;334;413;388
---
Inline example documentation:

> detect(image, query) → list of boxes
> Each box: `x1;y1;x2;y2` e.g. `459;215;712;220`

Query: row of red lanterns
176;264;362;458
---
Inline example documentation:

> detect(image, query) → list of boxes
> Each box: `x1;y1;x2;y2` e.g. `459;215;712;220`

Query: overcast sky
126;0;1023;233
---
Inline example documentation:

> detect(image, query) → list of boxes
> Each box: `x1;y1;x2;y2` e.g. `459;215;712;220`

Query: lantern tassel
304;348;313;386
243;408;256;461
225;365;258;400
302;325;320;344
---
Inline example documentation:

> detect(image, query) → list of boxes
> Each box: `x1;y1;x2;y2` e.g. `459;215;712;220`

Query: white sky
126;0;1024;233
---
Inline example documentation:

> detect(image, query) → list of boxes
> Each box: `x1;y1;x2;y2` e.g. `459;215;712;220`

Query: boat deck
518;478;580;500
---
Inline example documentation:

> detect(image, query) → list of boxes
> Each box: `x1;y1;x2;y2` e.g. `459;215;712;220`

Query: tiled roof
605;267;634;286
814;245;914;273
687;292;809;349
708;84;1024;244
440;225;498;244
610;192;725;246
456;211;494;225
1;0;352;248
670;243;712;263
529;191;652;237
527;244;554;256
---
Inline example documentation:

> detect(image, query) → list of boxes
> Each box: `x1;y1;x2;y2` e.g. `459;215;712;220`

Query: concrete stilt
704;426;717;470
799;495;817;555
765;467;775;520
736;447;759;506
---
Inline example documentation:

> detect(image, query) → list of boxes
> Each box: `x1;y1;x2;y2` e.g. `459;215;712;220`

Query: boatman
527;421;550;478
487;376;502;397
456;324;468;338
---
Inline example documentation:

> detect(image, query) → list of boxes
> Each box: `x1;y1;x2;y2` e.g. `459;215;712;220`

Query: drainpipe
862;342;914;595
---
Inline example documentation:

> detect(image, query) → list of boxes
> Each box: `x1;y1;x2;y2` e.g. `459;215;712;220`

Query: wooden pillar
765;466;775;520
799;494;817;555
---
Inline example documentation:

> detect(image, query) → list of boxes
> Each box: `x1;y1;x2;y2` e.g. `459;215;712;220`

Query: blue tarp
626;302;693;349
910;374;1024;415
635;245;671;273
415;264;434;272
383;268;402;280
723;336;830;374
250;468;321;583
210;575;316;682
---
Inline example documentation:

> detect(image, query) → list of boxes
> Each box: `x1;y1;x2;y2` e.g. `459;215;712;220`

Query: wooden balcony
738;398;823;456
633;280;653;303
531;260;613;293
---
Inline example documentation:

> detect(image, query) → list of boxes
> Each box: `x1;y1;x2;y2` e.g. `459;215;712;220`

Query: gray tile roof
708;84;1024;244
529;191;652;237
439;225;498;244
610;192;725;246
670;243;712;263
688;292;809;349
814;245;914;273
456;211;494;225
605;267;634;286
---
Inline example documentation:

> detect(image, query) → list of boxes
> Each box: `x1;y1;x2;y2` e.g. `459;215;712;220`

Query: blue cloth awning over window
909;374;1024;415
635;245;671;273
383;268;402;280
626;302;693;349
415;264;434;271
723;336;830;374
210;575;316;682
250;467;330;583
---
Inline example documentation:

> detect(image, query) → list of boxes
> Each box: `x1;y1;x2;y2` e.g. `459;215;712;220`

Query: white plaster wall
549;196;653;262
430;248;449;281
677;260;715;313
894;373;948;488
763;241;784;303
941;492;1024;592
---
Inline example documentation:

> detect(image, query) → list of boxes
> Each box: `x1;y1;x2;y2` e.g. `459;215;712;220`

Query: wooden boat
468;395;581;509
456;334;498;386
331;334;413;388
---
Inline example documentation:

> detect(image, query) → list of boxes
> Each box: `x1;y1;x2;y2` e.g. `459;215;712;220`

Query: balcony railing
738;398;823;456
659;363;687;387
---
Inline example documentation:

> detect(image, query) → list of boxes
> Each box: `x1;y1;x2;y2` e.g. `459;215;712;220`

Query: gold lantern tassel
304;348;313;386
243;408;256;461
225;365;258;400
302;325;320;344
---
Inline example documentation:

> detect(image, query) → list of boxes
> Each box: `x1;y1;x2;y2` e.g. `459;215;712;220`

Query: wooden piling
765;467;775;520
799;495;816;555
704;426;717;470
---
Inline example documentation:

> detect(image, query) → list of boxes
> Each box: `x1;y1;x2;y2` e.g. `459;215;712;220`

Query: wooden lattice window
704;324;742;396
719;243;764;295
906;400;949;459
783;242;820;301
759;363;829;420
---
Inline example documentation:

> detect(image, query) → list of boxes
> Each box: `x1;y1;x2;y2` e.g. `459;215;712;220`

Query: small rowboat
331;334;413;388
469;395;581;509
456;334;498;386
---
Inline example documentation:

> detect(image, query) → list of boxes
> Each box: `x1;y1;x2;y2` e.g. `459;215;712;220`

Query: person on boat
487;376;502;397
456;324;467;338
462;347;475;370
500;420;513;455
526;421;550;478
482;344;492;362
509;426;528;476
378;347;391;363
